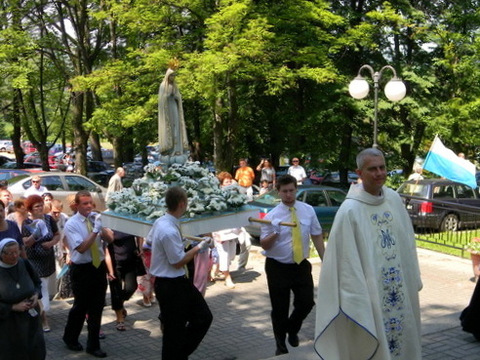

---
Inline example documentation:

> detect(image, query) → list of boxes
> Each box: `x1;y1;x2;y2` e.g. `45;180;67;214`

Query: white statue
158;68;189;157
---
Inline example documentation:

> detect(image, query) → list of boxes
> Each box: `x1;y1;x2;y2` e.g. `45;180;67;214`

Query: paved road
44;246;480;359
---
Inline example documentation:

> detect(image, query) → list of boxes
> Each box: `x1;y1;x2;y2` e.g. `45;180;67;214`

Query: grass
306;229;480;260
416;228;480;259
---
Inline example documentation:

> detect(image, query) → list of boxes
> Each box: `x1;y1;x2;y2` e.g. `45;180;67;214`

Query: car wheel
440;214;459;232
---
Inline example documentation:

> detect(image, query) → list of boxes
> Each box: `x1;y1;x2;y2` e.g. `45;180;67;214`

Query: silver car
9;172;107;214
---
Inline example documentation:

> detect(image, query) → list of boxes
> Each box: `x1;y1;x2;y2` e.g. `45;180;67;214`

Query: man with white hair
314;148;422;360
105;167;125;202
24;176;47;197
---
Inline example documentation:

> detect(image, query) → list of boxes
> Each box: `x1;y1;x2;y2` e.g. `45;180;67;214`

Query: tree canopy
0;0;479;179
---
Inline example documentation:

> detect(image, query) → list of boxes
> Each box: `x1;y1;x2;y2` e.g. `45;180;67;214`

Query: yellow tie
290;207;303;264
86;218;101;268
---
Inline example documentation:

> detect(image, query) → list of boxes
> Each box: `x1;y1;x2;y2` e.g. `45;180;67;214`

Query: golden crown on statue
168;58;180;70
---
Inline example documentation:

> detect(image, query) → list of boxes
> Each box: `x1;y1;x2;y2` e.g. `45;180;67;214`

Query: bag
135;255;147;276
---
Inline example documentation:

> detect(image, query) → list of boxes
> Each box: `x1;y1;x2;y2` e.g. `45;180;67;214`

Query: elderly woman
0;200;26;258
23;195;60;332
0;238;46;360
7;198;28;233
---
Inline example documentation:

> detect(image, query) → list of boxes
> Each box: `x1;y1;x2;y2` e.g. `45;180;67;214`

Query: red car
22;141;37;154
24;153;57;168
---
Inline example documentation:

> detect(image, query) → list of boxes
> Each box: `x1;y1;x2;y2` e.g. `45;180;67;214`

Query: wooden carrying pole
184;235;208;242
248;217;296;227
183;217;297;241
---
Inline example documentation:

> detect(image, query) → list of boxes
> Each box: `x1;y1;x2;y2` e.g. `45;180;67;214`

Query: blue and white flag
423;136;477;188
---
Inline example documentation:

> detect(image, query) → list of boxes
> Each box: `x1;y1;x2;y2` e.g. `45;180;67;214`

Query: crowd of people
1;148;454;360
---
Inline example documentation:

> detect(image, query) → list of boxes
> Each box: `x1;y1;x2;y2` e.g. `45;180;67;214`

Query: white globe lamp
348;78;370;99
384;79;407;101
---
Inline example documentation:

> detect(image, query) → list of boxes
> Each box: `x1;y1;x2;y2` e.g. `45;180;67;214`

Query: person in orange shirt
234;159;255;201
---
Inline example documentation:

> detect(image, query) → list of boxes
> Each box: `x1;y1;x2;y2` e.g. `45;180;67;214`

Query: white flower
107;161;248;220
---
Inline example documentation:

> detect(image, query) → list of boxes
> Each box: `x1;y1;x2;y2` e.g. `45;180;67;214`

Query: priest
314;148;422;360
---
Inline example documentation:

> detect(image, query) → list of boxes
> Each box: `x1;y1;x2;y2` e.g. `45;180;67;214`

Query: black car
397;179;480;231
1;161;43;169
0;155;11;167
87;161;114;187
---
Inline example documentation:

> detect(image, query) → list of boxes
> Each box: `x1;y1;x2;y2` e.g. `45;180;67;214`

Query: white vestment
314;184;422;360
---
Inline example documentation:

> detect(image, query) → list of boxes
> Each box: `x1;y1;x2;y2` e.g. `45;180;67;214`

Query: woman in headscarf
158;67;189;156
0;238;46;360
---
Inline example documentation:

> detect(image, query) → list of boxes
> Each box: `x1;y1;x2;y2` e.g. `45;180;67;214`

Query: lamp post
348;65;406;148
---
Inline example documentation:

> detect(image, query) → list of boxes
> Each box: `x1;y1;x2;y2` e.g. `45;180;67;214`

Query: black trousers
460;276;480;336
154;276;212;360
265;257;314;347
109;260;137;311
63;261;107;351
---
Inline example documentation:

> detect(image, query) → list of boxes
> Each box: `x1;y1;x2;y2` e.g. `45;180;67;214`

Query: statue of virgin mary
158;68;189;156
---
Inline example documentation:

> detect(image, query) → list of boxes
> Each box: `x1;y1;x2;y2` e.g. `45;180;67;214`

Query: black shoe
64;340;83;351
86;348;107;358
275;345;289;356
275;335;288;356
288;333;299;347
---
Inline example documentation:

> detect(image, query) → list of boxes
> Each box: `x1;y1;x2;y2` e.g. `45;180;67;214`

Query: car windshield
397;183;429;198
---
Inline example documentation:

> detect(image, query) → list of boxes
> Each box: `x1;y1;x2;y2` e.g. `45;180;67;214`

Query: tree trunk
71;91;88;175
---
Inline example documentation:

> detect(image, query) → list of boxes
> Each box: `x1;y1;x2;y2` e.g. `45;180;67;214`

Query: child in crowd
259;180;270;195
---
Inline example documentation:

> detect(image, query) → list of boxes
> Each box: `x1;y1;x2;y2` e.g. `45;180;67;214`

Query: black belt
71;260;105;267
156;275;187;281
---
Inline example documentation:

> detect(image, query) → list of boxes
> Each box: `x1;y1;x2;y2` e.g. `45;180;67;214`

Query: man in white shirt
105;167;125;202
287;158;307;185
24;176;47;197
148;186;213;360
260;175;324;356
62;190;113;358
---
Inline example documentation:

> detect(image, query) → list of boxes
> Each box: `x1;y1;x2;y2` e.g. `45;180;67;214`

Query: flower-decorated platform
103;162;260;237
102;206;259;238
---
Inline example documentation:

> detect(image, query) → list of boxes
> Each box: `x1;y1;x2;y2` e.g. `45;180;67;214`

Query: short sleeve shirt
261;201;322;264
148;213;186;278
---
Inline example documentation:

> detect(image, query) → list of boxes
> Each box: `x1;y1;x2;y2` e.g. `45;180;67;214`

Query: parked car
275;165;290;178
388;169;404;177
308;169;328;185
245;185;347;238
0;140;12;152
0;169;31;182
22;141;37;154
24;153;57;168
321;171;359;186
8;172;107;214
86;161;114;187
397;179;480;232
0;155;12;167
1;161;43;169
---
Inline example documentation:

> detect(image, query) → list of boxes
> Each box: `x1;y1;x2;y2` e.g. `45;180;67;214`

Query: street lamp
348;65;406;148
